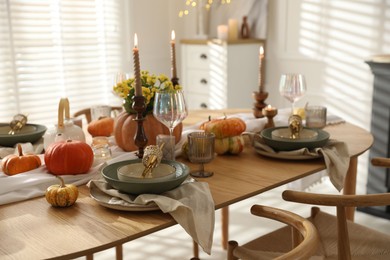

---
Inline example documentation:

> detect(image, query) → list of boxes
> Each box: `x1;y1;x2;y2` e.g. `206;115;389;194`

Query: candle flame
171;30;176;41
260;46;264;55
134;33;138;48
267;104;272;109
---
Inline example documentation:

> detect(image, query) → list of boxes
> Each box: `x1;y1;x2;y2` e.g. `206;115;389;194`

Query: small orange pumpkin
1;144;42;175
114;111;182;152
87;117;114;137
200;116;246;138
44;140;94;175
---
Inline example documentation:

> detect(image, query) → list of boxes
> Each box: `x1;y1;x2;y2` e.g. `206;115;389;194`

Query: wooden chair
73;106;123;123
227;204;320;260
279;156;390;259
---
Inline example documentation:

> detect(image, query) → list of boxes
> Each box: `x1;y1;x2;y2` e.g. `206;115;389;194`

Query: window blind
0;0;125;126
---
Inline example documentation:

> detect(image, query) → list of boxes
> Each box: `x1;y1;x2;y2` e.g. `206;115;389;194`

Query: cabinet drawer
186;92;209;110
185;45;209;69
186;70;209;94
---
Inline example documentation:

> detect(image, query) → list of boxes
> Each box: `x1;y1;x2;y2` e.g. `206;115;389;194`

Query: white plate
89;184;160;212
254;146;322;160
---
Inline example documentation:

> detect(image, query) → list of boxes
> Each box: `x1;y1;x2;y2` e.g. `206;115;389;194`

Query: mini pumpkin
1;144;41;175
87;117;114;137
44;139;94;175
214;135;245;155
45;176;78;207
200;116;246;138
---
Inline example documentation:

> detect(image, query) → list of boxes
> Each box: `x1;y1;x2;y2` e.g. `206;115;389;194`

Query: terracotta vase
114;111;182;152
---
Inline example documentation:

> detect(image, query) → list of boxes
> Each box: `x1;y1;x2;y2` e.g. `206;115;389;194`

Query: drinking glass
279;74;307;114
153;90;188;160
113;72;129;86
187;132;215;178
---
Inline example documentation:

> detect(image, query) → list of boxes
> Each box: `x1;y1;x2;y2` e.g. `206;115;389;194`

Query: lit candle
262;104;278;129
170;30;177;79
259;46;265;92
262;104;277;115
133;33;142;97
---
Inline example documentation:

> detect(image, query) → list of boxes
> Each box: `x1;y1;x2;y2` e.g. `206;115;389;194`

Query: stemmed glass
153;90;188;160
113;72;129;86
279;74;307;114
187;132;215;178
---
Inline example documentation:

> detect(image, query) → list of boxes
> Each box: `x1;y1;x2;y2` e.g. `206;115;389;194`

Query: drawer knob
200;79;208;84
200;54;207;60
200;103;208;109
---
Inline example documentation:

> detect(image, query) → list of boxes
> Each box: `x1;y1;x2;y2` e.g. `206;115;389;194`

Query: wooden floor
77;175;390;260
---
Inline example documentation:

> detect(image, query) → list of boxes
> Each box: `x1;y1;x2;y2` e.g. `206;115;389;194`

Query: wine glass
187;132;215;178
153;90;188;160
113;72;129;86
279;74;307;114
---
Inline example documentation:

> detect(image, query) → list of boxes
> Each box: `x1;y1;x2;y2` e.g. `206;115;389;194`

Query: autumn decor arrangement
113;70;183;152
200;117;246;155
45;176;79;207
1;144;41;175
44;140;94;175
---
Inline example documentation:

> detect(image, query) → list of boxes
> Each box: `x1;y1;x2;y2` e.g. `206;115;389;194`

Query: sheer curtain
0;0;126;126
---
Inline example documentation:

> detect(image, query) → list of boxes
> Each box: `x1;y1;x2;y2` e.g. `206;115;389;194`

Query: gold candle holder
262;105;278;129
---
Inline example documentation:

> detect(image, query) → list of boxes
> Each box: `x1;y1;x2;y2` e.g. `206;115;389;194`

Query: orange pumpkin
200;117;246;138
1;144;41;175
44;140;94;175
114;111;182;152
87;117;114;137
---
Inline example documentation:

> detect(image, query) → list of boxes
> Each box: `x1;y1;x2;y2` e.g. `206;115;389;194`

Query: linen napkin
254;139;350;191
88;179;215;254
0;142;44;159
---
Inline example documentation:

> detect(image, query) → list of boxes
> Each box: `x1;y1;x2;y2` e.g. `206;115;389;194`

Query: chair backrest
282;189;390;259
73;106;122;123
228;204;320;260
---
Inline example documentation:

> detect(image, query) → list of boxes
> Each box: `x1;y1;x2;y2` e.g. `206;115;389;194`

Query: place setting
250;73;350;191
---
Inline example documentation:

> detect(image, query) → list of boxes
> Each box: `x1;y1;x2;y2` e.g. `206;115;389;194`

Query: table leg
192;240;199;259
343;156;358;221
115;244;123;260
86;254;93;260
222;206;229;250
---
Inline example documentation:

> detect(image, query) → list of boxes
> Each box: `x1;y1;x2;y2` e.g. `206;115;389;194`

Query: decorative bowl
261;127;330;151
0;123;47;147
101;159;189;195
117;162;176;183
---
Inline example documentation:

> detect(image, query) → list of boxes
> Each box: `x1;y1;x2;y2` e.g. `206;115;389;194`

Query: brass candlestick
253;91;268;118
262;106;278;129
132;96;148;158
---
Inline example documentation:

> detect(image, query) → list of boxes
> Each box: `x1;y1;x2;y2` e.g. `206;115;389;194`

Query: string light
179;0;232;17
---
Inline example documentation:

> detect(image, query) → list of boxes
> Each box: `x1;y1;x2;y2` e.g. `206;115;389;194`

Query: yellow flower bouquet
113;70;182;115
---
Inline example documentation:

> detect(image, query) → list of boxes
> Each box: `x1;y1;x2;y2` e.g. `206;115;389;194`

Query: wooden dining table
0;109;373;260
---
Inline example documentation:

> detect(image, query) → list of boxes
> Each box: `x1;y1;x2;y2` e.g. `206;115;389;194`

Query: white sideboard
181;38;265;110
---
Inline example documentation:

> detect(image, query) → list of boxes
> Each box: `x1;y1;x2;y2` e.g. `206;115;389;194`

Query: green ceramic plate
101;159;190;195
261;127;330;151
0;123;47;147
